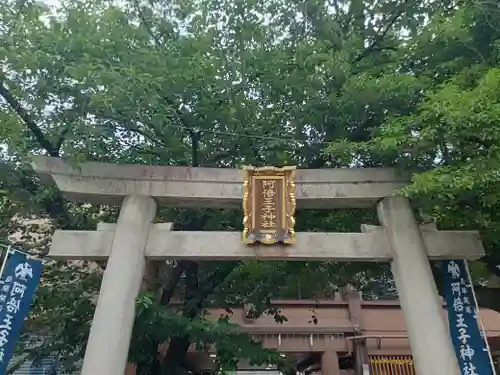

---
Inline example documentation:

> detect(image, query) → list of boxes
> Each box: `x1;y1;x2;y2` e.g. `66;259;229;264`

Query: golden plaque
242;166;296;245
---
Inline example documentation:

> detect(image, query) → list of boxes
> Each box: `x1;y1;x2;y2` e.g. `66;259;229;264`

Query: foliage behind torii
1;0;500;374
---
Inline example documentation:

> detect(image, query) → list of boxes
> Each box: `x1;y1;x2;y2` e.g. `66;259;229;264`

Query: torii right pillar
377;196;461;375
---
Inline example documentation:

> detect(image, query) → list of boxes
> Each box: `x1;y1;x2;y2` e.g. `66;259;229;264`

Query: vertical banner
442;260;495;375
0;250;43;375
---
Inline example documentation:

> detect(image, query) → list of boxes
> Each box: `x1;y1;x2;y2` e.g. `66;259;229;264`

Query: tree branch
101;112;170;149
55;124;72;152
352;0;410;63
198;262;241;298
131;2;200;134
160;262;186;306
160;262;240;375
0;79;59;156
182;261;201;317
133;0;164;47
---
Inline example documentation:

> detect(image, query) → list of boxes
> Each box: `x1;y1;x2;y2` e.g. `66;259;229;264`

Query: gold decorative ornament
241;166;297;245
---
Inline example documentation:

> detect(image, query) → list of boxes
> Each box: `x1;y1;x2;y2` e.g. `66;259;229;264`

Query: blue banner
0;251;42;375
442;260;494;375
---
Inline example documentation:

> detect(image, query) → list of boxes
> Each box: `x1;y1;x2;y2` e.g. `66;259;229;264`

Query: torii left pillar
81;195;157;375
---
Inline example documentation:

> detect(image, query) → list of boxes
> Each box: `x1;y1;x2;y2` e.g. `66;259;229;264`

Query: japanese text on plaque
261;180;277;229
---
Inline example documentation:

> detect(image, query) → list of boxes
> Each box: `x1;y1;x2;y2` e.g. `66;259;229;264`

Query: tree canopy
1;0;500;374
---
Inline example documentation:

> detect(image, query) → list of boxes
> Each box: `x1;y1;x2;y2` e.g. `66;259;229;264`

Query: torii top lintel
31;156;409;209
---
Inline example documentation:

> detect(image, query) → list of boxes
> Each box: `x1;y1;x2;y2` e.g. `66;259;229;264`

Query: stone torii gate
31;156;485;375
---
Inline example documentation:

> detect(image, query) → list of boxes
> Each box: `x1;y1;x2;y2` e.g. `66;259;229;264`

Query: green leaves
130;293;288;373
4;0;500;373
324;1;500;303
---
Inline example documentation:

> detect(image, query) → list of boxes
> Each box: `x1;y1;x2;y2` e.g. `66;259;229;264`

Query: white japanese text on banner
0;250;43;375
442;260;495;375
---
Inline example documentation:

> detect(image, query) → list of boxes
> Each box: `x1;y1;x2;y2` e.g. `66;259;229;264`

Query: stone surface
377;196;461;375
320;351;340;375
31;156;408;208
49;225;485;261
30;157;488;375
80;195;157;375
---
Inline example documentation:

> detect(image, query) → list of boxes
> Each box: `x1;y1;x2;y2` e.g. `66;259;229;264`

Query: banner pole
0;245;11;280
464;260;497;375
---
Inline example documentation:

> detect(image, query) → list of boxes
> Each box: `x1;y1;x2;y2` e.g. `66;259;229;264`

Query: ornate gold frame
242;165;296;245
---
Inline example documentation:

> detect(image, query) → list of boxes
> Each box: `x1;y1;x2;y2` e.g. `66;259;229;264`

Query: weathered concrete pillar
81;195;157;375
321;351;340;375
377;196;460;375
